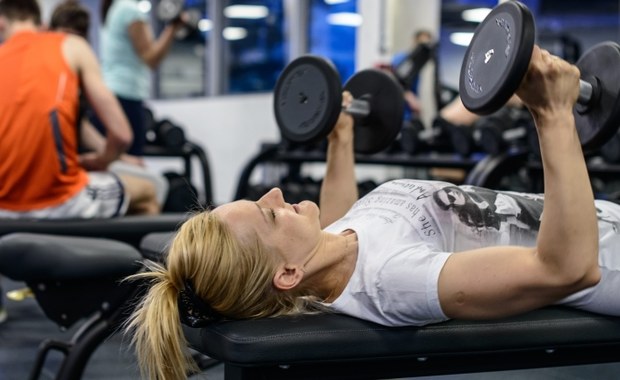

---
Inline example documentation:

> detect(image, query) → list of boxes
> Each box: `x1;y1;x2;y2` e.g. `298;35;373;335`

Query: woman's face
213;188;323;265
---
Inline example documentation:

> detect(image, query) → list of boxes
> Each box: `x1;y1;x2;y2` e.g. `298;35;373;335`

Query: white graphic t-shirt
324;179;620;326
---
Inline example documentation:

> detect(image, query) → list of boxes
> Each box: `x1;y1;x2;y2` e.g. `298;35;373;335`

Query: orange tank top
0;31;88;211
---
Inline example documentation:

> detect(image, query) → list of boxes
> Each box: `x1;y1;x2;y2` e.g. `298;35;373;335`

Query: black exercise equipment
134;231;620;380
460;1;620;151
174;8;202;40
443;117;480;157
600;131;620;163
184;306;620;380
400;117;452;155
156;0;201;39
476;107;532;155
156;0;185;23
274;55;405;155
0;233;144;380
393;42;436;90
162;172;200;212
539;32;582;64
0;213;189;248
143;138;214;208
149;118;187;150
464;150;530;190
5;231;620;379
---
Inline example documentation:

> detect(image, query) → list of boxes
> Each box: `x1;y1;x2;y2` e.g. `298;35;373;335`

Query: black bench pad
0;213;189;248
140;231;175;262
189;308;620;366
183;309;620;379
0;233;142;281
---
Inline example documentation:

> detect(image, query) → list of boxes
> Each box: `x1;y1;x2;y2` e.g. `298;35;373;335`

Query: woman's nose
261;187;284;206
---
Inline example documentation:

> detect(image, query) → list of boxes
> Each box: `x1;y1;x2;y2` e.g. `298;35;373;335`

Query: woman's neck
302;230;358;302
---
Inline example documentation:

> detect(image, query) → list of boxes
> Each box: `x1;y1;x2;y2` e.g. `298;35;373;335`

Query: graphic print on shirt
431;185;544;232
351;179;441;239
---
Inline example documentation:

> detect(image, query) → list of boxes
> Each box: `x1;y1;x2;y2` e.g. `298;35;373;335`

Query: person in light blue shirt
97;0;186;157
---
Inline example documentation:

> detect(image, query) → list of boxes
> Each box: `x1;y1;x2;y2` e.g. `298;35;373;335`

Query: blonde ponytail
124;261;198;380
125;210;322;379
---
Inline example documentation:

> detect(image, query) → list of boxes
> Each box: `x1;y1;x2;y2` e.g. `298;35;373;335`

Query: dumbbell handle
344;98;371;117
579;80;593;104
576;76;599;113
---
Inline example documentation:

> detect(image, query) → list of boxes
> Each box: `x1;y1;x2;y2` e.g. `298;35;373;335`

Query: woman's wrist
328;132;354;147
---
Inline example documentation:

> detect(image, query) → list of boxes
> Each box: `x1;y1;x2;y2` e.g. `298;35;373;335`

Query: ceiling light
325;0;350;4
450;32;474;46
327;12;362;27
224;5;269;19
198;19;212;32
461;8;492;22
223;27;248;40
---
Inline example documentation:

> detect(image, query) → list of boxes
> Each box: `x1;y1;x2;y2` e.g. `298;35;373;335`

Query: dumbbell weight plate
600;131;620;163
155;119;186;149
574;42;620;151
459;1;535;115
478;123;505;156
274;56;342;145
157;0;185;23
175;8;202;39
400;119;425;155
343;69;405;154
450;125;477;157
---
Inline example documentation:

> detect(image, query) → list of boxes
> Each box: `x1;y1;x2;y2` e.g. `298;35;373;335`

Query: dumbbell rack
234;142;492;201
143;141;214;206
526;156;620;202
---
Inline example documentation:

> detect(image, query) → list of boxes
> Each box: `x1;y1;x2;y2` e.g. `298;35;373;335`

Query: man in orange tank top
0;0;160;218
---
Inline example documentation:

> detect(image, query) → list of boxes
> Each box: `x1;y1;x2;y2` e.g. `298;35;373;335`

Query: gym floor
2;276;620;380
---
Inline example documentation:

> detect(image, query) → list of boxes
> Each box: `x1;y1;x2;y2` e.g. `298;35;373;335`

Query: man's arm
437;46;600;320
63;35;132;170
79;117;145;167
319;92;358;228
79;117;106;153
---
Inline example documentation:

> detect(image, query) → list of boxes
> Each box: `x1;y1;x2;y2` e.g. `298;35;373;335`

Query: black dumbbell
400;117;452;155
174;8;202;39
151;119;186;150
157;0;185;23
443;117;480;157
600;131;620;164
460;1;620;153
476;107;531;155
273;55;405;155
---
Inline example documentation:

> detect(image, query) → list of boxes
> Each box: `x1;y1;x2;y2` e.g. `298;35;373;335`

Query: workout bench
2;231;620;380
0;233;145;380
140;232;620;380
0;213;189;248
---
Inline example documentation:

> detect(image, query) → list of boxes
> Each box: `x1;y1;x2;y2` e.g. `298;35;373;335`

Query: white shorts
109;160;169;206
0;172;129;219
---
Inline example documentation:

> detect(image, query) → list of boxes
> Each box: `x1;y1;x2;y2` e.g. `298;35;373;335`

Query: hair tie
177;280;222;327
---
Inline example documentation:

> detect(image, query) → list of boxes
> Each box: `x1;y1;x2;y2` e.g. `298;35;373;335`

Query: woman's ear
273;265;304;290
